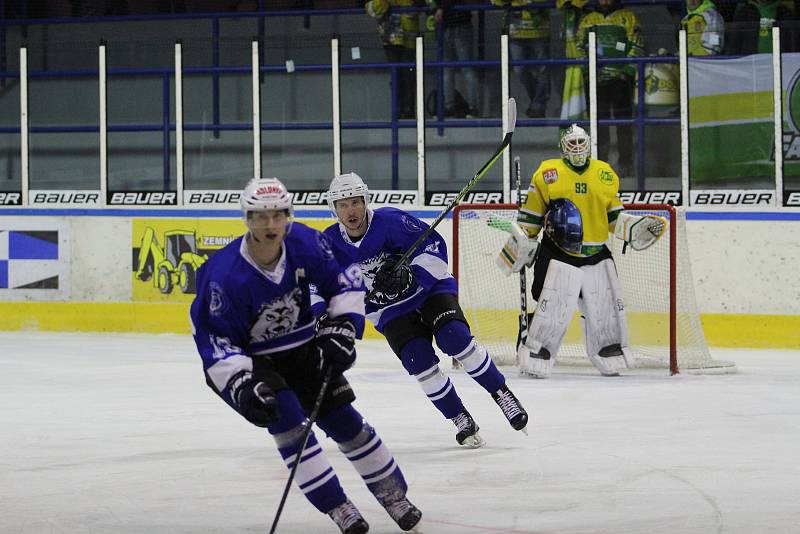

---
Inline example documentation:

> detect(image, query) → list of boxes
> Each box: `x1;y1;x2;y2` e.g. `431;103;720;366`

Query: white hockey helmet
327;172;370;217
560;124;591;168
240;177;294;227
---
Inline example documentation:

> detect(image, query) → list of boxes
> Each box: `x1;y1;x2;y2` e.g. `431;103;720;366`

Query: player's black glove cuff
316;315;357;376
229;371;280;428
372;261;415;299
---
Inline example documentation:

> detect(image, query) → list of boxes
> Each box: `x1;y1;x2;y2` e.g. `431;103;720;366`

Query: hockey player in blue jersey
190;177;421;534
322;172;529;448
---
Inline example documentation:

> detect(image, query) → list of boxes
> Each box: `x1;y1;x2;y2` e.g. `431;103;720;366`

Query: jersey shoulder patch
315;231;335;259
543;168;559;184
208;281;230;318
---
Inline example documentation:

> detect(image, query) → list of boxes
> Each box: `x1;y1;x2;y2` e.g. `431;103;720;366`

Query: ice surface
1;332;798;533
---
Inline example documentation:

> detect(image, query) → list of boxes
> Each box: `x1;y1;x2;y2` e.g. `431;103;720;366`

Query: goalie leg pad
518;260;583;378
578;259;633;376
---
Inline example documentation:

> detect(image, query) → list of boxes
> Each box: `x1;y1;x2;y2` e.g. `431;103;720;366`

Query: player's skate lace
451;410;484;447
492;385;529;431
328;499;369;534
383;496;422;531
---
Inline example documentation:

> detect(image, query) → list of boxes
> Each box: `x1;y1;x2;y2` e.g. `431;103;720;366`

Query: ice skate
378;493;422;532
328;499;369;534
492;384;529;434
451;410;485;448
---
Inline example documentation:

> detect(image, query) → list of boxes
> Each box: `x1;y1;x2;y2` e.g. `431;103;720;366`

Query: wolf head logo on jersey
249;287;303;342
358;253;391;286
360;252;414;306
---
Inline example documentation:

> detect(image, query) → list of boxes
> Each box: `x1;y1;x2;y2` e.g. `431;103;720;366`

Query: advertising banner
131;217;335;302
688;54;774;188
0;218;70;299
781;52;800;200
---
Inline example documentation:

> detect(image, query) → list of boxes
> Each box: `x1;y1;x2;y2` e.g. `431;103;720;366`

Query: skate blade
459;432;486;448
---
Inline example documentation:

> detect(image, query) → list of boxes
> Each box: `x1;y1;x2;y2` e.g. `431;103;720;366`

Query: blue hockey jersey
323;207;457;331
190;222;365;407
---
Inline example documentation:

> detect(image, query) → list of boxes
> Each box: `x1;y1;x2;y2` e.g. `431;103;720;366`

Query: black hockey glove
372;261;415;299
316;315;357;376
229;371;280;428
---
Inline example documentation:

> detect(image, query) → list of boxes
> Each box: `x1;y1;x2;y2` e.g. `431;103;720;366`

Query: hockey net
453;203;735;374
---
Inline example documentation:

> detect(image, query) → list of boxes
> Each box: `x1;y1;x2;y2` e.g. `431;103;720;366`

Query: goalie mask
327;172;370;220
560;124;590;168
240;177;294;231
544;198;583;256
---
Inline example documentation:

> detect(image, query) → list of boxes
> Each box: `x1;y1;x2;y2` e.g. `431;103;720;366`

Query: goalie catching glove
316;315;357;376
497;221;539;275
229;371;280;427
614;212;667;252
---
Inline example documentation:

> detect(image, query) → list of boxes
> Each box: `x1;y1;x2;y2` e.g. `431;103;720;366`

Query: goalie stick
514;156;530;362
366;97;518;302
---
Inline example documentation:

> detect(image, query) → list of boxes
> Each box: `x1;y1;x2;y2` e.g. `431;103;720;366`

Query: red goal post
452;203;734;375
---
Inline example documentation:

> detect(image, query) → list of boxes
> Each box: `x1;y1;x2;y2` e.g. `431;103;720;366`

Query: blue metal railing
0;3;688;192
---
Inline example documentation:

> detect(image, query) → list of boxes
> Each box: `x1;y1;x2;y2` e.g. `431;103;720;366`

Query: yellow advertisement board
131;217;335;302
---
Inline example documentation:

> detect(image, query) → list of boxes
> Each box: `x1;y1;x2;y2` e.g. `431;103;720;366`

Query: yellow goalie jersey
518;158;624;258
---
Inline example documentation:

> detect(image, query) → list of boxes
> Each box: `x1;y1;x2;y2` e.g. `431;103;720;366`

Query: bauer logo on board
690;190;773;206
108;191;178;206
618;191;681;205
290;190;418;206
426;191;503;206
785;191;800;206
30;191;100;206
0;192;22;206
184;191;240;205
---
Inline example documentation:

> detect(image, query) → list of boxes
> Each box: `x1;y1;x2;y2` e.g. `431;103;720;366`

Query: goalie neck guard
327;172;370;219
544;198;583;256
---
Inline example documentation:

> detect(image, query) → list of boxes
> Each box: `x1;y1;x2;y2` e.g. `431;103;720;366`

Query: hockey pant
518;258;632;377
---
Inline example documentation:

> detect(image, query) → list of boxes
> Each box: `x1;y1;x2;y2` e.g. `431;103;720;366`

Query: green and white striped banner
688;54;775;185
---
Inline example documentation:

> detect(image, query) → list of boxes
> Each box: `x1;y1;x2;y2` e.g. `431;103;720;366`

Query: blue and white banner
0;219;70;300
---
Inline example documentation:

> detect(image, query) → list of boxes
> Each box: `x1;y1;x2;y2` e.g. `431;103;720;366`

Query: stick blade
506;97;517;134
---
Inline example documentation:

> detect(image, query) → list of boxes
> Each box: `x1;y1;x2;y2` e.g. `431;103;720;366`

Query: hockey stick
514;156;529;362
269;365;334;534
366;97;517;302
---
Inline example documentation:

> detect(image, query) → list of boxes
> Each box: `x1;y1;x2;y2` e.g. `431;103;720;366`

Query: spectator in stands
491;0;552;118
426;0;481;118
681;0;725;55
557;0;591;124
366;0;423;119
728;0;792;54
577;0;644;177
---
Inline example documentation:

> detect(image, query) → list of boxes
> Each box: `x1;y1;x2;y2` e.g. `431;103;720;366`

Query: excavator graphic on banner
135;228;207;294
